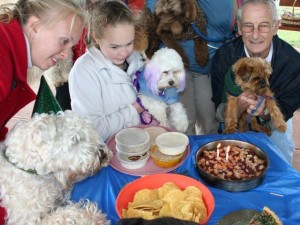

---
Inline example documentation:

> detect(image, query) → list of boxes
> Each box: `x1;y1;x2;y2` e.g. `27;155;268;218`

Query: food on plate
122;182;207;223
197;143;267;180
144;126;168;146
150;145;184;168
248;207;282;225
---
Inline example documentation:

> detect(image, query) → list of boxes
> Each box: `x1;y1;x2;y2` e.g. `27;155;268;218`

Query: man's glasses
241;22;274;33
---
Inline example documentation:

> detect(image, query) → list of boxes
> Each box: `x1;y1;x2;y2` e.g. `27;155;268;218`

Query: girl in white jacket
69;1;145;142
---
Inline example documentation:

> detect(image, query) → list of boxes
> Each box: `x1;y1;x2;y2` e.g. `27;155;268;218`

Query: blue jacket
211;35;300;121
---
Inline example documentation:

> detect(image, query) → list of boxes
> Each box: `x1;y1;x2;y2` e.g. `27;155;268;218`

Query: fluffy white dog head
3;110;113;189
143;47;186;95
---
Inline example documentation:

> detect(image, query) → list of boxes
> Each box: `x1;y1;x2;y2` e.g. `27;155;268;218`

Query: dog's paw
256;126;272;136
224;127;236;134
174;121;188;133
274;121;287;133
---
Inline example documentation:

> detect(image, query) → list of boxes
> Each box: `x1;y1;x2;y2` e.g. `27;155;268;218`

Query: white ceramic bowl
115;128;150;153
117;151;150;169
155;132;189;155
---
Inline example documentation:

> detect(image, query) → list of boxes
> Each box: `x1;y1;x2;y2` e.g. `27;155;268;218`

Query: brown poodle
133;5;161;61
224;57;287;136
133;0;208;67
154;0;208;67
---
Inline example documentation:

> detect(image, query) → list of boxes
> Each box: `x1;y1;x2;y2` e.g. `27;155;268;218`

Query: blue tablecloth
71;132;300;225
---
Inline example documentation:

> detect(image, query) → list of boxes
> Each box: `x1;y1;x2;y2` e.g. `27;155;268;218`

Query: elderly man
211;0;300;164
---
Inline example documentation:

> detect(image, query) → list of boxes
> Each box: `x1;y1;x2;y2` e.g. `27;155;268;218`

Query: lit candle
217;143;221;159
225;145;231;162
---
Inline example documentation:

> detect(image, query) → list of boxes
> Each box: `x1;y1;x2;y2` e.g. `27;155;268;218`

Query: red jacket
0;19;36;141
0;205;5;225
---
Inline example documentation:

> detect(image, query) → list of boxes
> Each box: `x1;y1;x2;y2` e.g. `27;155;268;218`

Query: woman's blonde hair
86;0;134;48
0;0;88;28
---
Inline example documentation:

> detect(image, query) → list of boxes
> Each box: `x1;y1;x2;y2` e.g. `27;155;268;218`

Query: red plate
116;173;215;225
107;125;190;176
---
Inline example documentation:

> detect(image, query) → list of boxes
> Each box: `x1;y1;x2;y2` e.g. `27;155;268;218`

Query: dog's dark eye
173;70;181;75
260;79;266;88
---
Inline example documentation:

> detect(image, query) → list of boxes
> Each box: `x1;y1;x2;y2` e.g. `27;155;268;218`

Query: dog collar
262;95;275;100
133;70;141;93
2;149;37;175
246;95;271;127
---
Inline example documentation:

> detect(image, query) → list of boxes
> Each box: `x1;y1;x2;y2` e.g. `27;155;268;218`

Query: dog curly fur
138;48;188;132
134;0;208;68
134;5;161;62
225;57;287;136
0;111;113;224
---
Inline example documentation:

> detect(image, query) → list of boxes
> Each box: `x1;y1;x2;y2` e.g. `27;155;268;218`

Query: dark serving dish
195;140;269;192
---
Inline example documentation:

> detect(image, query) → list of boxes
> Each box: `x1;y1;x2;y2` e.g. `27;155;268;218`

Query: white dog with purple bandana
136;48;188;132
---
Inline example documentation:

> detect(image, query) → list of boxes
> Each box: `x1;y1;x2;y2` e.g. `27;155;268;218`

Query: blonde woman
0;0;87;141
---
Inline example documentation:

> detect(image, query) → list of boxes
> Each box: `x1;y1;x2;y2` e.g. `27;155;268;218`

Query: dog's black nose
260;79;266;88
169;80;175;86
98;148;107;163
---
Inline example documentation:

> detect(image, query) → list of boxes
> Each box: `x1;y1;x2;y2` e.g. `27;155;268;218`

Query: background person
0;0;87;141
211;0;300;164
69;0;145;142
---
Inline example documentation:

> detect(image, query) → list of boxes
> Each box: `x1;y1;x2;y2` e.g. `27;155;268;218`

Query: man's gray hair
238;0;279;22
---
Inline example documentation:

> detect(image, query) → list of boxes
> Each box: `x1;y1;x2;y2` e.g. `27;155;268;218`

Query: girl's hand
132;101;144;114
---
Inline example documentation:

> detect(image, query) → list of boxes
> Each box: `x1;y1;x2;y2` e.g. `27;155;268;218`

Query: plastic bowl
150;145;184;168
117;151;150;170
115;127;150;153
116;142;150;156
195;140;269;192
116;173;215;225
155;132;189;155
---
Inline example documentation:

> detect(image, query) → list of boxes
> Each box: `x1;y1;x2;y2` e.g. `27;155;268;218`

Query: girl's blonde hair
86;0;134;48
0;0;88;28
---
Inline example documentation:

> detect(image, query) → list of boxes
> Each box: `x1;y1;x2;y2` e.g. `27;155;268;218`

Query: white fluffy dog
136;48;188;132
0;111;113;225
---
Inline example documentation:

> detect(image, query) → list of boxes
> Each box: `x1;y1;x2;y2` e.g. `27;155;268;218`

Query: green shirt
222;66;242;103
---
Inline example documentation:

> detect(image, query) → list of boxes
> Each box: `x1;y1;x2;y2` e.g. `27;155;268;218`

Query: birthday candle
217;143;221;159
225;145;231;162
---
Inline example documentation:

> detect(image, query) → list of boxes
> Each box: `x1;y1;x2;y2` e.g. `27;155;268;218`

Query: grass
277;29;300;48
277;6;300;48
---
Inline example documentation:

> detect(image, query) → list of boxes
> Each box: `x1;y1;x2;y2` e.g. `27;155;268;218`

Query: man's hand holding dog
238;92;266;117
